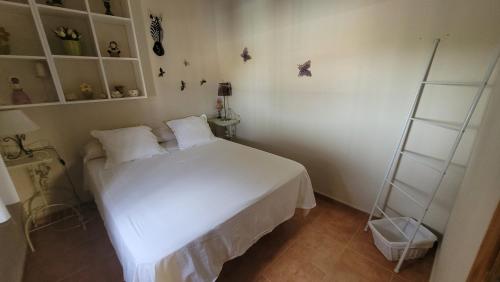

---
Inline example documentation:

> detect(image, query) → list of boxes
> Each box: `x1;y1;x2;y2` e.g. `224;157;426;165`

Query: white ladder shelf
364;38;500;273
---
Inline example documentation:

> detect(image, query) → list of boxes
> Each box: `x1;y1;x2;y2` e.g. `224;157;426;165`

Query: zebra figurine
150;14;165;56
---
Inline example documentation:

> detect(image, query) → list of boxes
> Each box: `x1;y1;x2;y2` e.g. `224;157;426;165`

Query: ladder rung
400;151;443;172
386;180;427;208
410;117;462;131
375;206;410;240
422;80;484;87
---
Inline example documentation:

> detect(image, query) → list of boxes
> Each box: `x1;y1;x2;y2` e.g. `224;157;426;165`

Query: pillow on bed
152;125;176;142
91;126;166;169
166;115;216;150
82;139;106;163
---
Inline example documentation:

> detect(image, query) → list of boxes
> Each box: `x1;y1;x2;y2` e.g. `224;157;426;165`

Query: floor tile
24;197;435;282
325;250;394;282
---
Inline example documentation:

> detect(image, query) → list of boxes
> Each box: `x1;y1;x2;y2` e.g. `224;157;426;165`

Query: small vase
63;40;82;56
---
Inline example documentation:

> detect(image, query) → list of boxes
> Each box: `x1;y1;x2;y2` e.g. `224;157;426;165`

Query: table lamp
0;157;19;223
0;110;39;159
218;82;232;120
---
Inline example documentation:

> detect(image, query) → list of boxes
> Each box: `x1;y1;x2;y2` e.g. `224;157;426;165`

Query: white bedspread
84;139;315;282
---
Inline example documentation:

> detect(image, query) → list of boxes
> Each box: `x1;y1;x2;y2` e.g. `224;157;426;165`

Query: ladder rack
364;38;500;273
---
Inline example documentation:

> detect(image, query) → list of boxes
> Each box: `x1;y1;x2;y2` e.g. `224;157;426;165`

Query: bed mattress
84;139;315;282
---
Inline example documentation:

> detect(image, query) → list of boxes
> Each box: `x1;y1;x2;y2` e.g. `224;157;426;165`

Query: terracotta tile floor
23;195;435;282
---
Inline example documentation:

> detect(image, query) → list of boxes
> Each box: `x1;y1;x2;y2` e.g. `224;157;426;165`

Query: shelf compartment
103;60;143;99
93;19;134;58
40;10;98;57
36;3;88;17
35;0;86;12
0;0;30;9
91;13;131;25
0;55;46;60
54;58;107;102
0;59;59;107
52;55;98;60
88;0;129;18
0;3;45;56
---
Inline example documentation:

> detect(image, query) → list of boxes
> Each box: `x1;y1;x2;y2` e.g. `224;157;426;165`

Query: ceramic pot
63;40;82;56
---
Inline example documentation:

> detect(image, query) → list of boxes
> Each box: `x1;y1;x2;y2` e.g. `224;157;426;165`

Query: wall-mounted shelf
0;0;147;109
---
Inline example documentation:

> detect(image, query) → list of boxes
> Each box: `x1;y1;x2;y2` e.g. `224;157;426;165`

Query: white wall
430;68;500;282
213;0;500;233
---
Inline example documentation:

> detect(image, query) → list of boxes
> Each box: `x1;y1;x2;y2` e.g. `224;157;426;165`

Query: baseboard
314;190;371;215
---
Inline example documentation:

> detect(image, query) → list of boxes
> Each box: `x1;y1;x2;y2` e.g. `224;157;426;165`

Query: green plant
53;26;81;41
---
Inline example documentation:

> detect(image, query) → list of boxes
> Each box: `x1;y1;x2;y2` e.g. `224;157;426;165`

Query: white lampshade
0;197;10;223
0;158;18;223
0;110;39;137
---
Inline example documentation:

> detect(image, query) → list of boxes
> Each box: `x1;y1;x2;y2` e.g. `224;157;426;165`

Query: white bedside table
208;118;240;139
5;150;86;251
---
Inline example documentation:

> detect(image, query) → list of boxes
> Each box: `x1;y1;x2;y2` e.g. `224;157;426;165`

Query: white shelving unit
0;0;147;109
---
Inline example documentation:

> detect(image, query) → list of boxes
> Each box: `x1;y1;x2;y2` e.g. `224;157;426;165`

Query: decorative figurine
0;27;10;55
80;83;94;99
149;14;165;56
111;85;124;98
200;79;207;86
216;98;223;118
127;89;139;97
10;77;31;105
298;60;312;77
46;0;63;7
159;67;166;77
107;41;120;57
180;80;186;91
54;26;82;56
241;47;251;62
103;0;113;16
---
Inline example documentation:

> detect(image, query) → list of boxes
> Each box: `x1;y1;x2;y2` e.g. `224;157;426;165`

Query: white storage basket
368;217;437;261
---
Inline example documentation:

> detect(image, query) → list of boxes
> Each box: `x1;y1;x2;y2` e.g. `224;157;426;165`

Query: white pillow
81;139;105;163
91;126;166;169
152;125;176;142
166;115;216;150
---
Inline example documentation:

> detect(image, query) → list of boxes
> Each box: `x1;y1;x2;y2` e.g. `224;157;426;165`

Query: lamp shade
0;197;10;223
0;158;18;223
0;110;39;137
218;82;232;97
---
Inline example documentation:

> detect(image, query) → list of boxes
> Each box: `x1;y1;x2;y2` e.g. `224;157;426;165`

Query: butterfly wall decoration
150;14;165;56
241;47;251;62
158;67;166;77
181;80;186;91
200;79;207;86
298;60;312;77
183;60;190;67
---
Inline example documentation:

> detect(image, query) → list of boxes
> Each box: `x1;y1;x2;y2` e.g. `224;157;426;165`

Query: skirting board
314;190;371;215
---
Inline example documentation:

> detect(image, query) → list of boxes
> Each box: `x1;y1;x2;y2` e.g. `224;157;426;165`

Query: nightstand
208;118;240;139
5;150;86;251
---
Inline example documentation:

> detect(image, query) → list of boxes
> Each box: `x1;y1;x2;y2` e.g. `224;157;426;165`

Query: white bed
84;138;316;282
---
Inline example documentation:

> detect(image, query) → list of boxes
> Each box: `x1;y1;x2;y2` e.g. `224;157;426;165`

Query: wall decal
298;60;312;77
158;67;166;77
181;80;186;91
183;59;190;67
149;14;165;56
241;47;251;62
200;79;207;86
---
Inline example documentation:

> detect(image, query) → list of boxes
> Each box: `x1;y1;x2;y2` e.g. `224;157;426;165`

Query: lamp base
3;134;33;160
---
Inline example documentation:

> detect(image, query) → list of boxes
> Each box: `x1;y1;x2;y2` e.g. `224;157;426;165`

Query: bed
84;138;316;282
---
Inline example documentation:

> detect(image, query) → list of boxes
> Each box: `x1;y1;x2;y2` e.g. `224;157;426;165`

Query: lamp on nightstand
218;82;232;120
0;110;40;160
